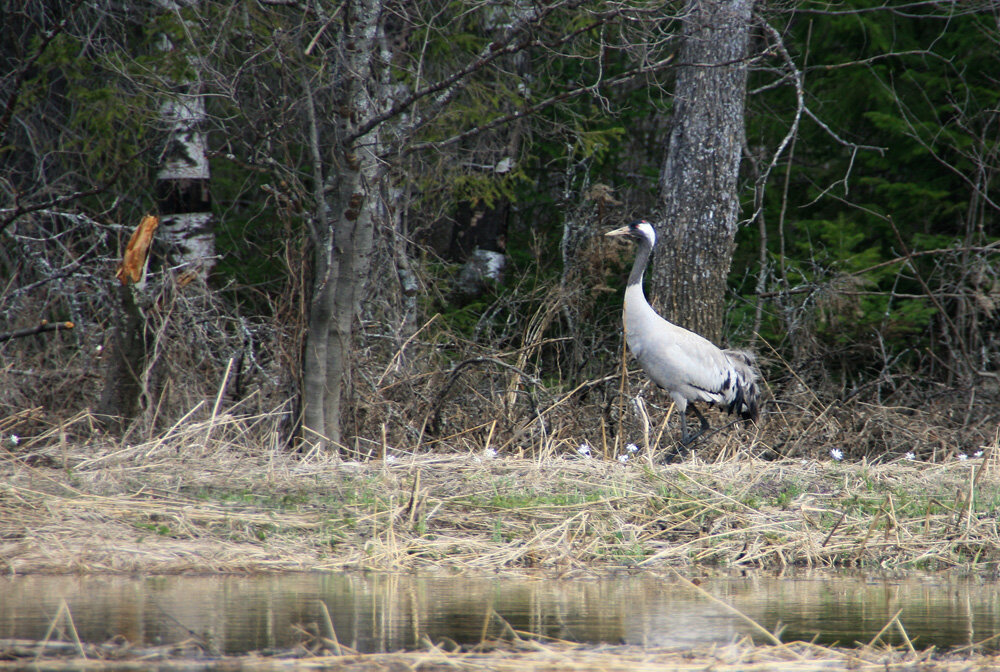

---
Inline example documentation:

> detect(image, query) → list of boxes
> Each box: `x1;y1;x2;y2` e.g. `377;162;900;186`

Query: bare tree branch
754;242;1000;299
746;17;888;228
352;0;634;145
0;169;126;233
792;0;993;18
0;320;75;343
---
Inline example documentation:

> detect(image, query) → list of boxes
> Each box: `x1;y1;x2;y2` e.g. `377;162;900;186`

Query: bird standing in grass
605;219;760;451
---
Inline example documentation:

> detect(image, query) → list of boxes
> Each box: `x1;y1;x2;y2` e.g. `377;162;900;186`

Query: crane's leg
678;411;691;446
665;398;712;463
680;404;712;446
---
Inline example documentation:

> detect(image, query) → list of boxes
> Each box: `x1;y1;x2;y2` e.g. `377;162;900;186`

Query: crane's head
604;219;656;246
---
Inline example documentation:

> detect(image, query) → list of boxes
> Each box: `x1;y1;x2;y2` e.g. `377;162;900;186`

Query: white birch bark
154;1;215;279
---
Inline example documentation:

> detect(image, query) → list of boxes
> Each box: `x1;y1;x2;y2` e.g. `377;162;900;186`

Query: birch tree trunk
97;2;213;429
155;0;214;280
650;0;754;343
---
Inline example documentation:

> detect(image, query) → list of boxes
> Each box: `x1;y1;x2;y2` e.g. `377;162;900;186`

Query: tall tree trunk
650;0;754;343
301;0;385;451
306;151;381;452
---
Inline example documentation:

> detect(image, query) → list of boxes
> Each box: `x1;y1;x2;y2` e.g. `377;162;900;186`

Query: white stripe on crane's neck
627;229;654;289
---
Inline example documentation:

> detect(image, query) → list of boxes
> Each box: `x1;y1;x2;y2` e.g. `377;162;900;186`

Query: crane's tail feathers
730;381;760;423
722;348;757;368
723;349;761;424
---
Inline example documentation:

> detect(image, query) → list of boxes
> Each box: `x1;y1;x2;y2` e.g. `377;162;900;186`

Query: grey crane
605;219;761;449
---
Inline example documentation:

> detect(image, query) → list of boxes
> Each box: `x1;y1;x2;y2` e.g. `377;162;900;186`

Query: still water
1;572;998;654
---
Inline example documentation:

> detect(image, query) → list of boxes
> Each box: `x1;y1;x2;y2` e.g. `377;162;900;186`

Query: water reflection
0;572;997;654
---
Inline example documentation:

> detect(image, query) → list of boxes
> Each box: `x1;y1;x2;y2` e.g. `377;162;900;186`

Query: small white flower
385;455;396;464
957;453;968;461
617;454;629;464
10;434;20;445
626;443;639;454
483;447;497;459
974;450;984;458
576;443;591;457
830;448;843;461
904;452;916;461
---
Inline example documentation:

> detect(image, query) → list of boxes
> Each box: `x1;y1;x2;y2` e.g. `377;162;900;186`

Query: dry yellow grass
3;410;1000;669
1;410;998;575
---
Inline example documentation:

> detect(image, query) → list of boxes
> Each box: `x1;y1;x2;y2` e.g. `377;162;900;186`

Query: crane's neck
628;238;653;294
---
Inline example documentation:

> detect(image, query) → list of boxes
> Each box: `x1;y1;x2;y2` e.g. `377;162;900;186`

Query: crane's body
606;220;760;448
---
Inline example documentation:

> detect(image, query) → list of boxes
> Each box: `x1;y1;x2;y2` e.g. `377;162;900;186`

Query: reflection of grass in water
17;591;1000;670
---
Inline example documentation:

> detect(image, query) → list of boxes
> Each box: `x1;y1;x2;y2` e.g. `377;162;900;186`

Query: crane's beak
604;225;630;238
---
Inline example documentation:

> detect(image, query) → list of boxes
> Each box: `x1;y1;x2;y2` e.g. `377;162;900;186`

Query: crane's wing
625;304;736;400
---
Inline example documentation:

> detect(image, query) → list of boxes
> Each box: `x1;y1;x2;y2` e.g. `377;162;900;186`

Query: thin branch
886;214;976;374
0;320;75;344
429;357;543;436
792;0;991;18
745;17;888;227
810;49;949;72
802;105;886;154
353;1;652;147
754;241;1000;303
870;68;1000;213
0;166;128;234
746;19;805;228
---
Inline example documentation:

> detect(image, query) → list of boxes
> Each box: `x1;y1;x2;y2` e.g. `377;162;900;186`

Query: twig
0;320;74;343
428;357;542;435
888;215;976;374
866;607;903;648
853;507;884;563
203;358;235;449
616;336;628;457
895;613;917;656
37;600;86;663
317;601;342;655
399;55;675;158
377;313;439;388
672;570;785;647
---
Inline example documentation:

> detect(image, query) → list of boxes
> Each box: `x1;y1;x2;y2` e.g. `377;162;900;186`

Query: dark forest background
2;0;998;461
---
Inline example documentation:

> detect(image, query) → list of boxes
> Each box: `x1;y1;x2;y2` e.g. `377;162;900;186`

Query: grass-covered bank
4;415;1000;670
2;415;998;575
